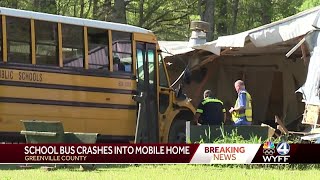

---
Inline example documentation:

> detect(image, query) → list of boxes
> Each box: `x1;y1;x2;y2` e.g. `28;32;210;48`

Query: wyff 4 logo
262;141;290;163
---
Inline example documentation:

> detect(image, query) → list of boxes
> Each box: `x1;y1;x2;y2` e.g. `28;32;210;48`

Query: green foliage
196;126;261;144
214;127;252;143
300;0;320;11
127;0;197;40
272;0;304;21
196;125;300;144
1;164;320;179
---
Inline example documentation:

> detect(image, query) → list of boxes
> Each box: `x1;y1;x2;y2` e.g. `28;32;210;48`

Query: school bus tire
168;119;186;143
168;111;193;143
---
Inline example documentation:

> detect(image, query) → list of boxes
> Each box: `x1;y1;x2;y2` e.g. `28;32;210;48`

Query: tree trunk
138;0;144;27
113;0;127;23
198;0;203;19
11;0;19;9
33;0;40;11
57;0;61;14
261;0;272;24
103;0;112;21
201;0;215;41
231;0;239;34
34;0;57;14
217;0;228;36
93;0;99;19
80;0;84;17
85;0;93;18
73;0;77;17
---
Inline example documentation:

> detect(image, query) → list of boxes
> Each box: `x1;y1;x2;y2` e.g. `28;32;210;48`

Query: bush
196;126;300;144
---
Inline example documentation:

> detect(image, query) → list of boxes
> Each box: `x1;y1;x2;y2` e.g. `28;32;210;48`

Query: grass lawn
0;165;319;180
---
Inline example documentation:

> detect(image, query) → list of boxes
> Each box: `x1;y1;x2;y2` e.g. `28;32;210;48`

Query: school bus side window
112;31;132;73
35;20;58;66
62;24;84;68
87;27;109;70
7;16;31;64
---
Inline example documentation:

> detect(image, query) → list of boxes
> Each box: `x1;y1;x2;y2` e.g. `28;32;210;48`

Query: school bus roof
0;7;153;35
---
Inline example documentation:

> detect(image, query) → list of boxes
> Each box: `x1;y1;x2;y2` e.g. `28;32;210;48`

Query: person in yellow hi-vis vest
229;80;252;125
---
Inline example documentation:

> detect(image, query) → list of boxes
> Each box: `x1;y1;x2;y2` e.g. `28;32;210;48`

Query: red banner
0;144;199;163
0;144;319;164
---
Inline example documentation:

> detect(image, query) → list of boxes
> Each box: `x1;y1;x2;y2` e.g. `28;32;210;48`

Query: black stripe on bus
0;132;135;143
0;97;137;109
0;80;135;94
0;63;136;80
97;135;135;143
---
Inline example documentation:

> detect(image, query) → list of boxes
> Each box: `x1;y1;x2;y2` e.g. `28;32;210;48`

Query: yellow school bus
0;7;195;143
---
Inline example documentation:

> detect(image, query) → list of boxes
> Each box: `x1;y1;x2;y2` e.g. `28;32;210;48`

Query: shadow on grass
0;164;41;170
205;164;320;170
0;164;139;171
2;164;319;171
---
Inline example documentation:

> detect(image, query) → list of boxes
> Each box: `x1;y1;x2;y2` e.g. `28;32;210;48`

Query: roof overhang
158;41;194;58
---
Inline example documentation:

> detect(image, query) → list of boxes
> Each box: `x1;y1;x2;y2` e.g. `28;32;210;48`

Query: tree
101;0;112;21
272;0;303;21
34;0;57;14
93;0;99;19
199;0;215;41
127;0;197;40
231;0;239;34
0;0;313;41
112;0;127;23
300;0;320;11
261;0;272;24
216;0;228;36
80;0;85;17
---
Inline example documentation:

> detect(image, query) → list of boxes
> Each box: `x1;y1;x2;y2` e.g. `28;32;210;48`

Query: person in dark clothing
193;90;226;125
113;57;125;71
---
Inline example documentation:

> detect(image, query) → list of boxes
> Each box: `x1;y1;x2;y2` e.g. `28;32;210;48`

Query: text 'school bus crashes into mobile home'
0;7;195;143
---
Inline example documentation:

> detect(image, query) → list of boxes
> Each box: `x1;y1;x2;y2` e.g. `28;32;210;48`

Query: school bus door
136;42;159;142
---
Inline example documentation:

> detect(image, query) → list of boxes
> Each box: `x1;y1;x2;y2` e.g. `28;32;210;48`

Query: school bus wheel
168;119;187;143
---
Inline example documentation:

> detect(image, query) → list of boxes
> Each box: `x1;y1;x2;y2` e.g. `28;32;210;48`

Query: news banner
0;141;320;164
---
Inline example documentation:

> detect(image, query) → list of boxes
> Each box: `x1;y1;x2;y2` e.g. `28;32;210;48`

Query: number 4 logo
276;142;290;155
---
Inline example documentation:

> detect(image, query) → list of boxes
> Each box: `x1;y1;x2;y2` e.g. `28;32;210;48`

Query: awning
192;41;220;55
158;41;194;57
158;40;221;57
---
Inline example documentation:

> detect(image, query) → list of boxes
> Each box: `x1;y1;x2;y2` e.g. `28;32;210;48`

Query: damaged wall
165;53;307;128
